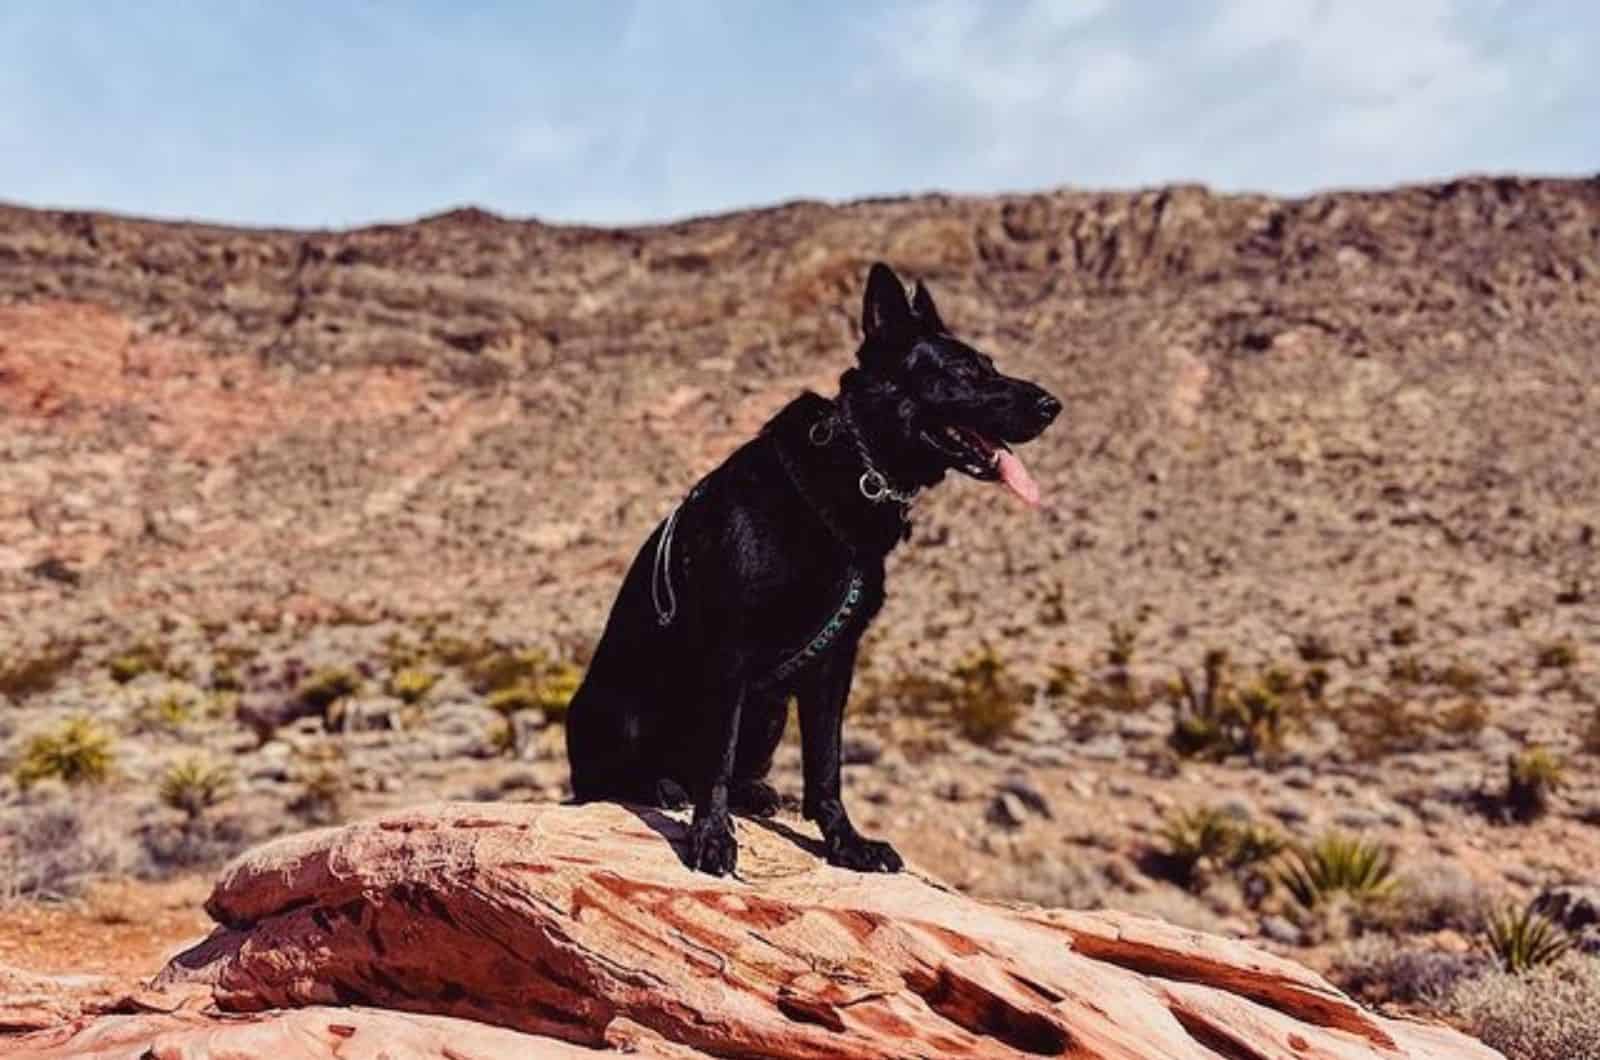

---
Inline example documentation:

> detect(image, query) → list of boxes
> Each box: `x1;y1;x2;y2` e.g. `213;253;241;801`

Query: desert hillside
2;177;1599;1055
3;178;1598;663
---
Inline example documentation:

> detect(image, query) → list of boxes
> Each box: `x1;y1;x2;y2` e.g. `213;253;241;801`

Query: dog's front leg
798;645;904;873
685;669;746;877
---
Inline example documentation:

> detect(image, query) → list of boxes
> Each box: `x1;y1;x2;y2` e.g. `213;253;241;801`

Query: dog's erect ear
910;281;946;334
861;262;913;349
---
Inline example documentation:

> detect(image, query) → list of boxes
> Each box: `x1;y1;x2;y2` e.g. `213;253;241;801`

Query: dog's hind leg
729;690;788;818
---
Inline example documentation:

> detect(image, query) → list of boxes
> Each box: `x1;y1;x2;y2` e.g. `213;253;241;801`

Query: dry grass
0;795;138;902
1331;936;1489;1007
1447;957;1600;1060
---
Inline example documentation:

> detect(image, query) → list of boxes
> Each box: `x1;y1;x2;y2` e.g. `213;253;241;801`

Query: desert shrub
946;648;1028;745
1389;624;1418;647
1077;622;1149;713
1230;821;1289;868
1331;936;1489;1007
1359;861;1488;934
489;716;519;757
0;796;136;902
158;756;234;820
1043;662;1078;699
1168;650;1304;761
139;813;252;873
0;640;80;701
1333;691;1423;756
1485;904;1571;973
13;717;115;790
1278;833;1397;911
107;639;188;684
290;766;347;825
466;647;546;692
288;744;347;825
1158;807;1239;888
1536;640;1579;670
487;685;539;716
387;667;438;704
1585;704;1600;756
851;667;953;718
134;688;197;733
1155;806;1285;889
428;632;499;668
1505;748;1566;822
208;659;243;692
1447;957;1600;1059
1037;580;1068;627
295;667;362;710
1295;632;1337;664
534;661;582;722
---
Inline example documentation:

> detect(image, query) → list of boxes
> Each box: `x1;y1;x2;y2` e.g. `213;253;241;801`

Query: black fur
566;263;1061;876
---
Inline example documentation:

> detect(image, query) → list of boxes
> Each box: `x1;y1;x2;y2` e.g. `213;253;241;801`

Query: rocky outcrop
11;802;1500;1059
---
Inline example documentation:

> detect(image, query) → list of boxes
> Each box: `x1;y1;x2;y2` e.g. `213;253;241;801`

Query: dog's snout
1035;393;1062;422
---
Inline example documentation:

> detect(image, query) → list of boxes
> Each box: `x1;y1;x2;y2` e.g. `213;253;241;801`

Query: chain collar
809;405;921;507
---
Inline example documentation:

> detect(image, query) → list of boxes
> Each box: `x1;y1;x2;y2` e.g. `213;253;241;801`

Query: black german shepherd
567;263;1060;876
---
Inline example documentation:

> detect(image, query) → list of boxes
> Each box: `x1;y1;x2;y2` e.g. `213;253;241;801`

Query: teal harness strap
756;570;865;689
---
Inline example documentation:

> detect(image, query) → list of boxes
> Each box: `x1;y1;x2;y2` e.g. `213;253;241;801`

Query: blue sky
0;1;1593;228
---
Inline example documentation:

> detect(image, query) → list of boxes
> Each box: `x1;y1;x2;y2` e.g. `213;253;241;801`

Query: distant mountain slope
2;176;1597;679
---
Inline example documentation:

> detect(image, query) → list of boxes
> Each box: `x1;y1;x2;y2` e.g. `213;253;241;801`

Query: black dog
566;263;1060;876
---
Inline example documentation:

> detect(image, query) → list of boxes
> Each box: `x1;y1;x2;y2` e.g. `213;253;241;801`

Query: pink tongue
995;448;1040;508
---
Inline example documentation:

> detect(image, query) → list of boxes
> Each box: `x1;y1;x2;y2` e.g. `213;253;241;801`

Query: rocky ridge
15;802;1501;1058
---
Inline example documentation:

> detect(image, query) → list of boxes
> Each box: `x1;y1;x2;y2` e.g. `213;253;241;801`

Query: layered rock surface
10;802;1501;1058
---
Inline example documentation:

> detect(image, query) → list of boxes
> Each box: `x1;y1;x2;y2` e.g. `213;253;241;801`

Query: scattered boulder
10;801;1502;1058
1531;883;1600;954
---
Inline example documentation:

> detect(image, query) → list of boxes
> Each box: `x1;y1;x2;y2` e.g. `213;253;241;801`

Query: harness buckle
808;419;835;447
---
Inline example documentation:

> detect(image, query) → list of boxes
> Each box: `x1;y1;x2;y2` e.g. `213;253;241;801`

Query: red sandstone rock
12;1005;685;1058
13;801;1497;1059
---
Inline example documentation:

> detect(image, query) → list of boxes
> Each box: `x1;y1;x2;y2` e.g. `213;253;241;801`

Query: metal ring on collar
859;470;888;501
808;419;835;447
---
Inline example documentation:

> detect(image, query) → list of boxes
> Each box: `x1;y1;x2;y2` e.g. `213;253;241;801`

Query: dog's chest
749;564;883;687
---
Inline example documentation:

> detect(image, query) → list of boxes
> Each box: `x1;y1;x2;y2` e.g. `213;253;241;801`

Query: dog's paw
654;778;690;809
686;814;739;876
729;779;781;818
826;833;904;874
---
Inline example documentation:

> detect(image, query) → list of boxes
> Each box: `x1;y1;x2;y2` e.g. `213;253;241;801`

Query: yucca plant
1505;748;1566;822
534;661;584;723
1229;821;1288;868
386;667;438;705
13;716;116;790
1158;806;1239;888
489;716;520;757
1486;904;1571;973
1278;833;1398;910
946;648;1026;745
135;689;196;733
486;684;539;716
158;756;234;820
1169;651;1299;760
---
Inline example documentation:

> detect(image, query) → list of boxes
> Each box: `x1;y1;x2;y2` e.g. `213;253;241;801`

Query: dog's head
844;262;1061;506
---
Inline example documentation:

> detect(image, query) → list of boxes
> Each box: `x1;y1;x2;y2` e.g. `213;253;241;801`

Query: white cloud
866;0;1579;195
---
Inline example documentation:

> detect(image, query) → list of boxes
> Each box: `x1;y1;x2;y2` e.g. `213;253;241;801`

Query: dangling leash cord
651;487;695;626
